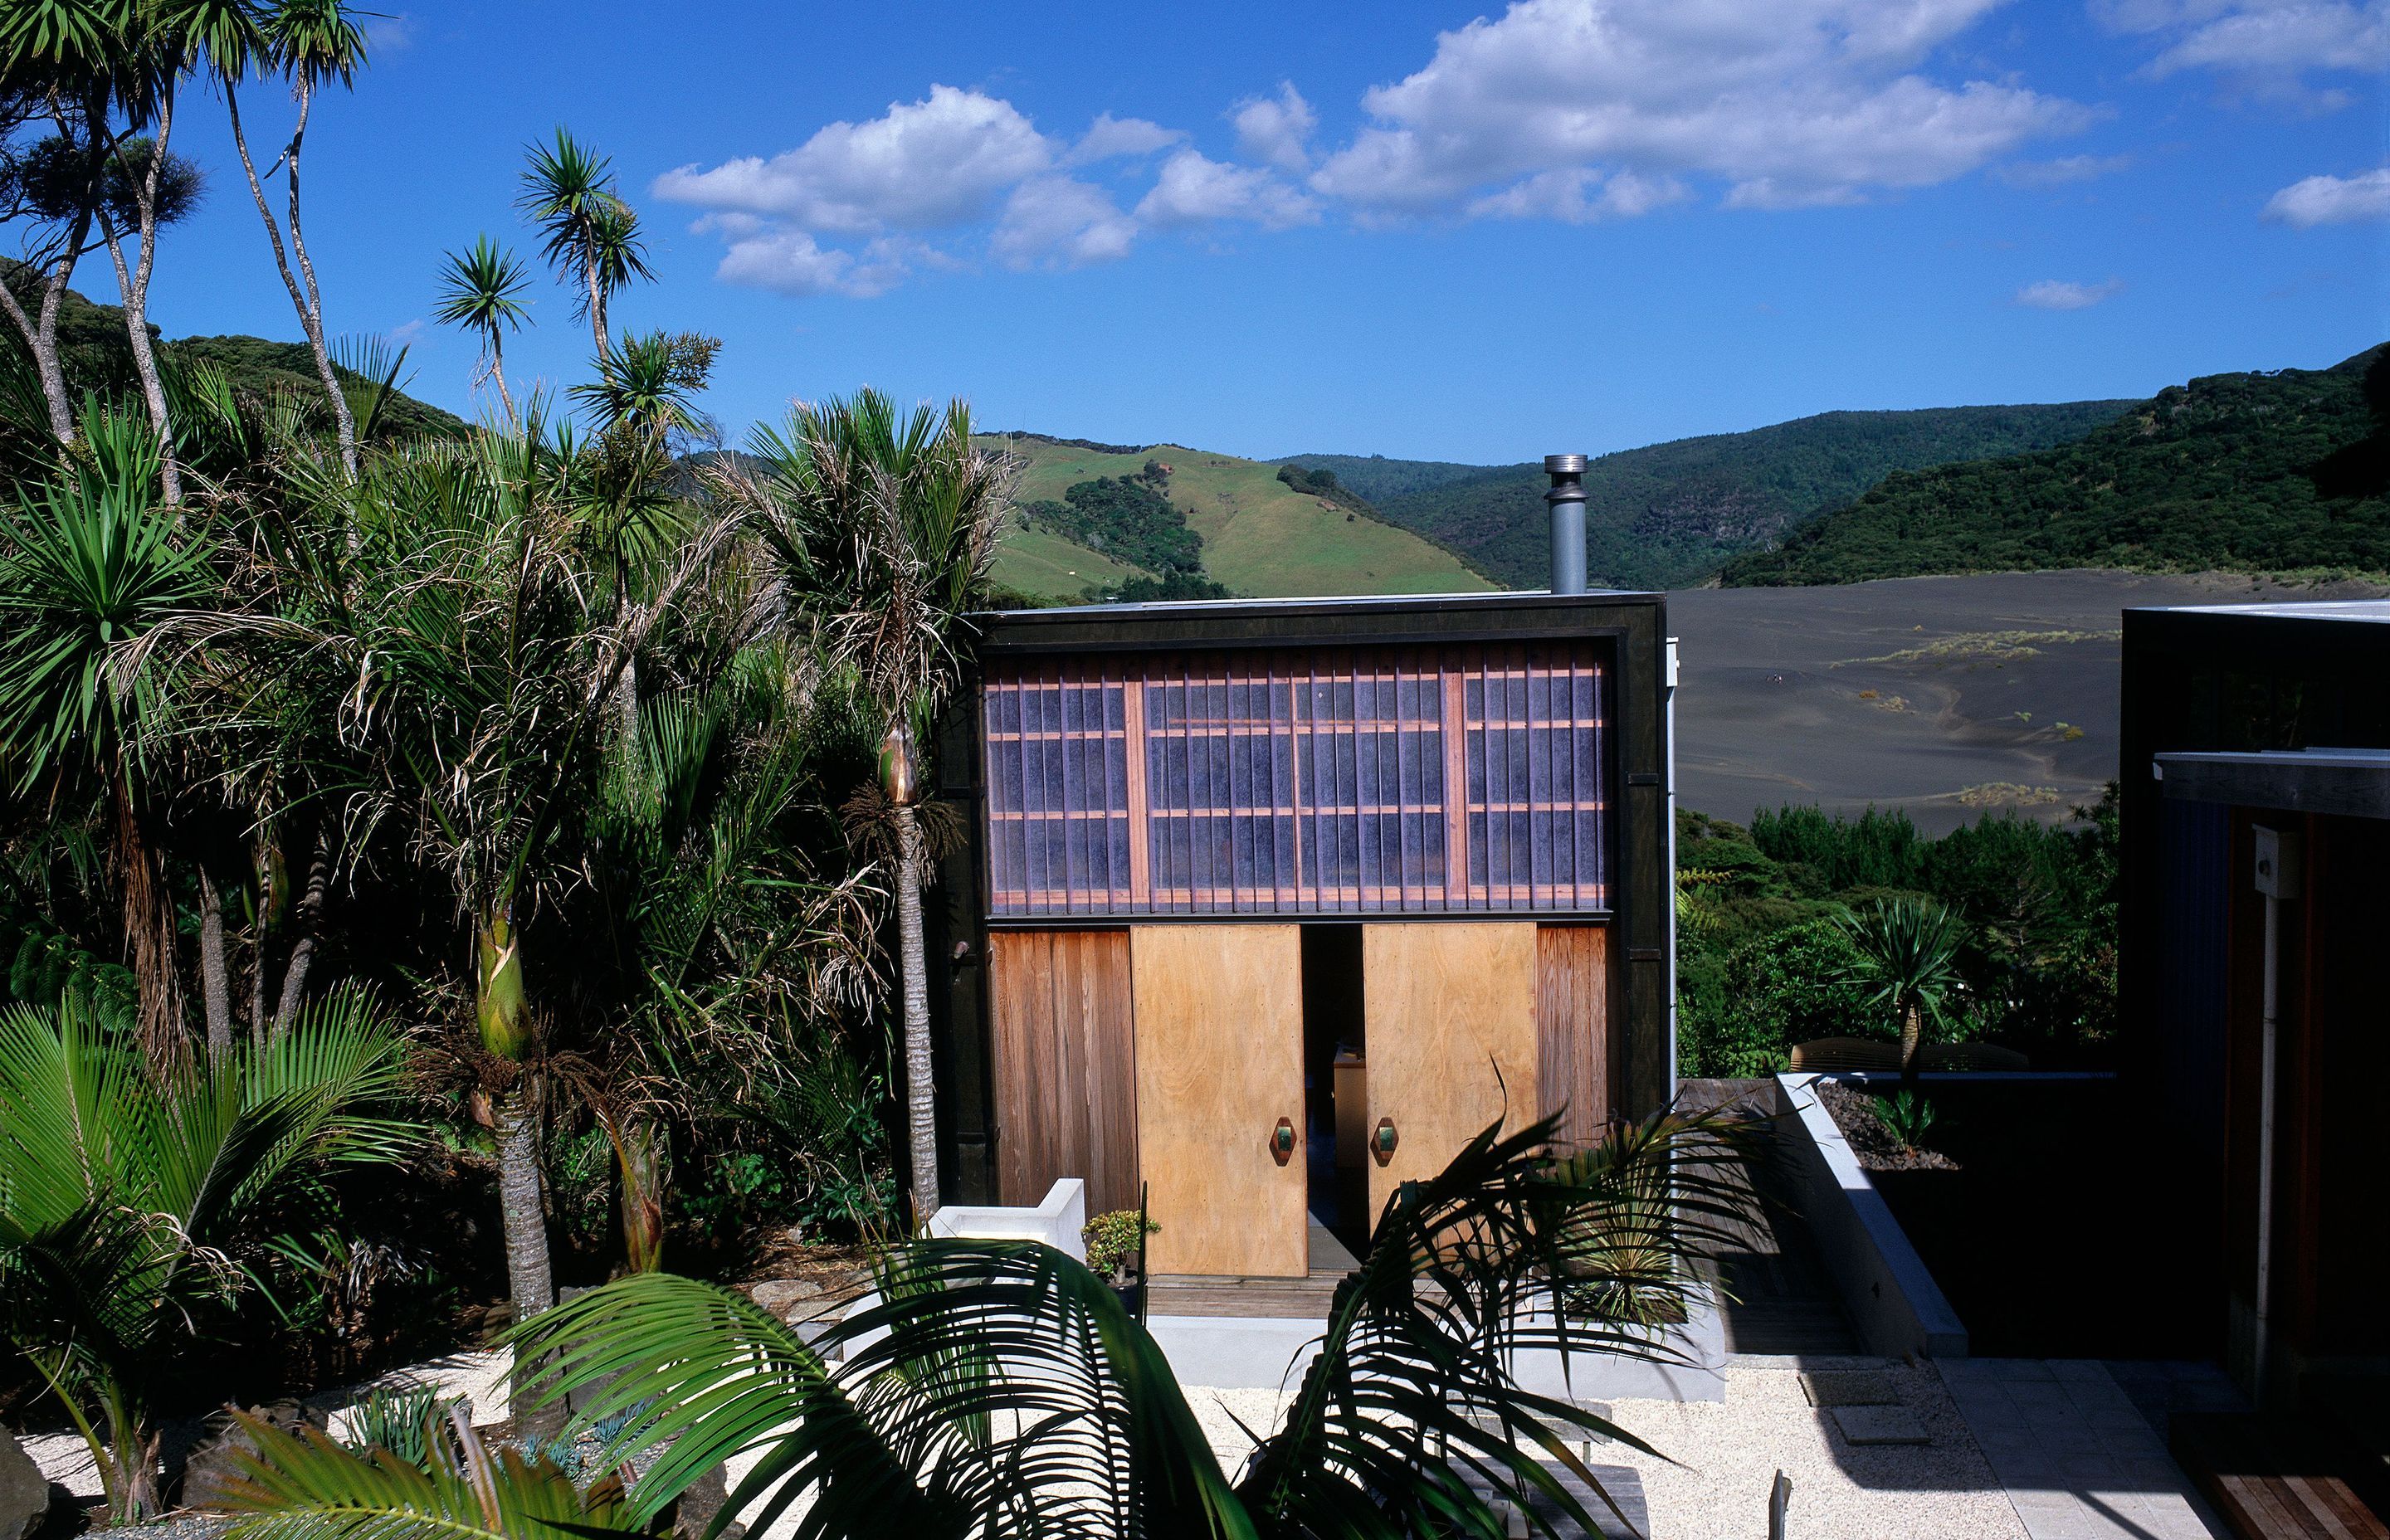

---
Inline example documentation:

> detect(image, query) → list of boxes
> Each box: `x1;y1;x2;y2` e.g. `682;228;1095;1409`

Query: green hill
1274;453;1498;505
0;269;466;439
1719;346;2390;587
979;433;1494;602
1288;402;2136;592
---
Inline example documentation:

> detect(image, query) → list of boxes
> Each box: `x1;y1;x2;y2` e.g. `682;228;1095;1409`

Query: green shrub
1081;1209;1159;1279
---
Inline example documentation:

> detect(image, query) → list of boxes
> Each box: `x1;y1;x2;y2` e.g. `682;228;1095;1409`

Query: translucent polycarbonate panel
981;641;1608;916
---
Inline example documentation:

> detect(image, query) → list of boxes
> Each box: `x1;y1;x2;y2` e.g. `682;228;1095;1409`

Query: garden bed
1817;1075;2216;1360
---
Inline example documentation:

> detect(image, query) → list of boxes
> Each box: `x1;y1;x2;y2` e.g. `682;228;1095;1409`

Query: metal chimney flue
1544;454;1588;595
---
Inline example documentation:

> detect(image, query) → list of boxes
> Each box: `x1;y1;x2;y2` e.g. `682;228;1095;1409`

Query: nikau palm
729;391;1011;1224
0;986;414;1522
219;1108;1759;1540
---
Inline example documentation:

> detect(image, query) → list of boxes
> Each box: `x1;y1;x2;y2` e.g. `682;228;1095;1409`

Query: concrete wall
1772;1074;1968;1359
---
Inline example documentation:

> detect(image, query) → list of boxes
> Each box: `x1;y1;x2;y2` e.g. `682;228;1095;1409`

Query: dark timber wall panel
987;929;1139;1215
1536;924;1611;1147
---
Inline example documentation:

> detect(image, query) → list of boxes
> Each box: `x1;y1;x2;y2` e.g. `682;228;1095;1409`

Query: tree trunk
272;836;333;1035
895;805;939;1226
226;81;357;480
490;1084;563;1439
113;771;183;1070
248;836;278;1052
488;329;517;422
94;105;181;505
586;239;607;361
114;1422;161;1523
1900;1001;1923;1087
0;273;71;443
617;1118;666;1273
198;870;232;1065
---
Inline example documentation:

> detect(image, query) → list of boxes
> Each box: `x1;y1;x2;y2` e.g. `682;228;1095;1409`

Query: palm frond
216;1409;635;1540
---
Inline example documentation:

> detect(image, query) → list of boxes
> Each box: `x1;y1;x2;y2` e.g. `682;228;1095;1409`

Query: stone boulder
747;1278;832;1322
667;1461;746;1540
180;1399;328;1511
0;1427;47;1540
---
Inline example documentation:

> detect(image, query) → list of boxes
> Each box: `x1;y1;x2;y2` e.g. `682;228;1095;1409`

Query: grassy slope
990;524;1146;597
1720;346;2390;586
983;435;1493;600
1292;401;2138;592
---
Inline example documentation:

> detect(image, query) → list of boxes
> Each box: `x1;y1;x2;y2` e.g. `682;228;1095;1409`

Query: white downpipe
1666;636;1680;1097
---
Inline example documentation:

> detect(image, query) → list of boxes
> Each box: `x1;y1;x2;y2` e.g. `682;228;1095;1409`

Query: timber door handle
1372;1117;1398;1166
1269;1116;1297;1166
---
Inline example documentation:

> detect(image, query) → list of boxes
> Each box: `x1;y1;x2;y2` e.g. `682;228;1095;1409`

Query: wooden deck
2173;1414;2390;1539
1149;1221;1359;1318
1153;1084;1861;1356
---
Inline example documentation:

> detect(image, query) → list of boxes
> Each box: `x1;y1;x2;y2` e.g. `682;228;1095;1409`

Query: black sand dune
1667;569;2386;833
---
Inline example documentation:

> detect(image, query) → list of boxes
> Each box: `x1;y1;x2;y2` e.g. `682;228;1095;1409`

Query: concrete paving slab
1798;1370;1901;1406
1831;1405;1931;1445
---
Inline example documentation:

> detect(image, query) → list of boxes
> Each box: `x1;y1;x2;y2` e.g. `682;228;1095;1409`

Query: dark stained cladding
927;590;1674;1208
978;641;1612;918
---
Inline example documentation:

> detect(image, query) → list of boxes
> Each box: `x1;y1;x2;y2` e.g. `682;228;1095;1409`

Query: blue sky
128;0;2390;464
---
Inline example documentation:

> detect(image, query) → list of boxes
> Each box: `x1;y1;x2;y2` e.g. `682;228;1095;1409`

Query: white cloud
2015;277;2124;309
713;231;916;298
654;85;1055;233
2094;0;2389;102
2263;164;2390;224
992;178;1139;268
362;12;414;52
1997;152;2136;186
1232;83;1318;173
1135;150;1319;229
1066;113;1183;165
1467;167;1688;221
1310;0;2090;216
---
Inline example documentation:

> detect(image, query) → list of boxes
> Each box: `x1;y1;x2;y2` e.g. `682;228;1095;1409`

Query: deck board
2173;1413;2390;1540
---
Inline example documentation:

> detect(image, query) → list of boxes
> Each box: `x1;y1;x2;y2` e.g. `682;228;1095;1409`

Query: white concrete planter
927;1178;1087;1262
1772;1073;1968;1359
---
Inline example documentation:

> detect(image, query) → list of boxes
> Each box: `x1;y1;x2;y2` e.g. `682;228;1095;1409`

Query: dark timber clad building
925;590;1675;1279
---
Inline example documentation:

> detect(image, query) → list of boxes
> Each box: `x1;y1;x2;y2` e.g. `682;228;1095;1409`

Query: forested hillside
0;270;466;439
1295;401;2134;591
1722;346;2390;586
1276;452;1497;504
979;433;1491;601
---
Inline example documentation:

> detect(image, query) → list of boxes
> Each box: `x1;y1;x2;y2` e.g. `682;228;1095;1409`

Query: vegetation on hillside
1022;465;1205;576
1279;451;1504;504
1301;402;2134;591
1722;346;2390;586
0;266;467;440
986;433;1491;602
1676;797;2118;1079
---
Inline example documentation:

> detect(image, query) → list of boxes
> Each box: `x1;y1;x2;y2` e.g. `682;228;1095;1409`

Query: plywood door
1536;924;1612;1149
1363;922;1539;1218
1132;924;1307;1277
988;929;1139;1215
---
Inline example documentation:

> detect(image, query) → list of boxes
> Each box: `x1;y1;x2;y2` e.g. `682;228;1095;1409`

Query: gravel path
26;1353;2029;1538
1591;1361;2027;1540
